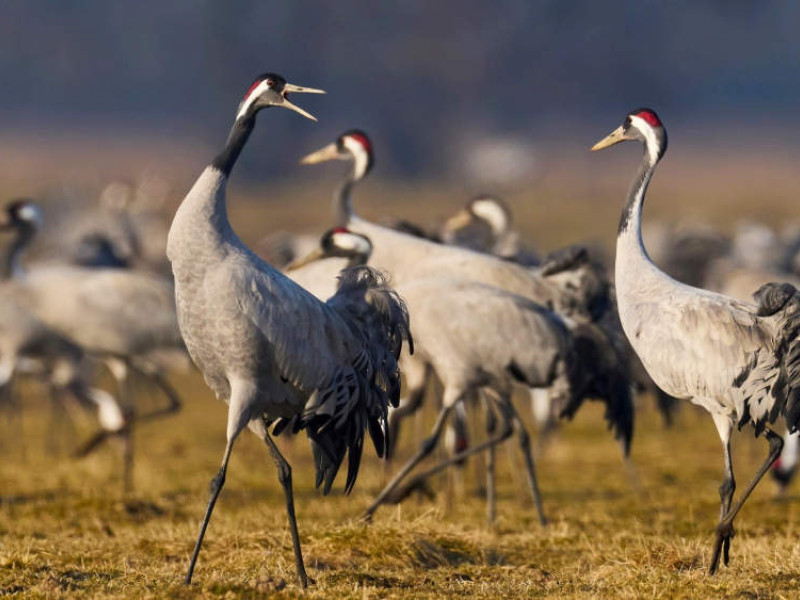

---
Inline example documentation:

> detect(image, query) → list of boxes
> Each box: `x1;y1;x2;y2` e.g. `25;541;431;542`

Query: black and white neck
1;201;42;279
334;131;374;225
212;115;256;178
608;110;668;249
323;227;372;267
210;73;323;179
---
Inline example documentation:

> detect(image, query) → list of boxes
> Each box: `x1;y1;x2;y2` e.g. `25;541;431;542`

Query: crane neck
616;149;658;256
1;225;35;280
168;115;257;268
333;166;361;226
346;252;369;268
212;115;256;177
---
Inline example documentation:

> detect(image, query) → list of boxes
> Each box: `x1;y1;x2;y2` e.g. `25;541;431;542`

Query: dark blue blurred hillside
0;1;798;178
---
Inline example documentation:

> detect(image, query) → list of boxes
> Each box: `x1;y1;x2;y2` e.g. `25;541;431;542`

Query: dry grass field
2;371;800;599
3;145;800;598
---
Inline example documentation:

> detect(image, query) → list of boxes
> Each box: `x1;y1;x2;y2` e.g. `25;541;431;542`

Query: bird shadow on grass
0;489;73;506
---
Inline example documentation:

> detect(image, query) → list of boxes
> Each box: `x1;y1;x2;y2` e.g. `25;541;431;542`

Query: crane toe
709;520;735;574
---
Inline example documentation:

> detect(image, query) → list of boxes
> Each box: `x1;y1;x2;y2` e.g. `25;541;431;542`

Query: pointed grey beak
299;142;341;165
280;82;326;122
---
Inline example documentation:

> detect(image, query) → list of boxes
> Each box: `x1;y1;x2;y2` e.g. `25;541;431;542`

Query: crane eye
266;78;275;87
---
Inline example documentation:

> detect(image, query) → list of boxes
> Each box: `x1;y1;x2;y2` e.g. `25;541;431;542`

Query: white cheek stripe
343;137;370;180
18;204;43;226
629;115;659;164
471;199;508;234
236;80;270;121
334;233;371;255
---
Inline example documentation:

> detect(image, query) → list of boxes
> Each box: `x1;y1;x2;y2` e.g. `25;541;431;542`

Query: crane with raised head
167;73;412;588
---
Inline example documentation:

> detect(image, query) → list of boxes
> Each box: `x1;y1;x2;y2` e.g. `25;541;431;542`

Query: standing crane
290;227;588;523
166;73;412;588
591;108;800;573
0;277;129;459
0;198;185;489
297;130;634;508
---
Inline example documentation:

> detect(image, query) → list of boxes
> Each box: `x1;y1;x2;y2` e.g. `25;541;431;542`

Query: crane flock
4;71;800;589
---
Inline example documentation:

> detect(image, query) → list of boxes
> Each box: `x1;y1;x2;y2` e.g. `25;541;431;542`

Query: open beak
300;142;341;165
279;82;326;122
285;247;325;271
591;125;628;151
443;209;473;233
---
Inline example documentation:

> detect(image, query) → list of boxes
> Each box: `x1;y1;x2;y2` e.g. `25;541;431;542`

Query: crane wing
227;259;409;495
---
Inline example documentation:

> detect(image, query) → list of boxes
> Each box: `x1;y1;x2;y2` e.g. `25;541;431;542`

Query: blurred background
1;1;799;249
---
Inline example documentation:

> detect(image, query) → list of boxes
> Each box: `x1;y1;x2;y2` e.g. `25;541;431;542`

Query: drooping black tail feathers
278;266;413;495
755;282;800;434
332;266;414;358
558;322;635;455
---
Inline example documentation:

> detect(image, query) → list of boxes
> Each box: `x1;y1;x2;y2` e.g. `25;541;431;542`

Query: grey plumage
290;227;587;525
298;130;634;453
167;73;410;588
0;200;133;482
593;107;800;574
0;198;184;488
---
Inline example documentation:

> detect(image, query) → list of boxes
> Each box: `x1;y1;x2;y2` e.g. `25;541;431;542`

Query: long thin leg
122;428;134;494
68;382;119;458
263;431;310;588
363;403;454;520
107;358;137;492
485;398;497;525
509;400;547;526
387;359;430;460
45;385;70;456
128;364;182;425
184;439;235;585
386;403;515;506
710;413;735;571
73;429;111;458
709;427;782;574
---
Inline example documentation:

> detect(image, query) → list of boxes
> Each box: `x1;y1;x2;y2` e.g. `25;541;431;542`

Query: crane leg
363;402;454;520
509;401;547;526
69;381;110;457
387;362;429;460
485;398;497;525
385;399;515;507
122;427;134;495
185;387;253;586
709;428;782;574
263;431;311;588
184;439;234;585
128;364;183;425
73;429;111;458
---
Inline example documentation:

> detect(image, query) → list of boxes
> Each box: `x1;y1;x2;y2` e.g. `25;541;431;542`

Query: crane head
300;130;374;180
444;194;511;238
2;198;43;232
236;73;325;123
591;108;668;163
286;227;372;271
